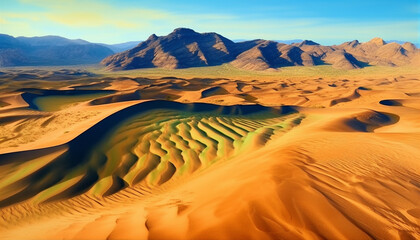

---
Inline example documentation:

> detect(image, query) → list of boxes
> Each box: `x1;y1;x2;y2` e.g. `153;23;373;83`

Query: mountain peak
170;28;199;36
368;37;386;46
298;40;320;47
339;40;360;48
147;34;158;41
348;40;360;47
402;42;416;51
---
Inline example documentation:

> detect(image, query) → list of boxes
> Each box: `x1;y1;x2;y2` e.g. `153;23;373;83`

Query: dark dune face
379;99;403;106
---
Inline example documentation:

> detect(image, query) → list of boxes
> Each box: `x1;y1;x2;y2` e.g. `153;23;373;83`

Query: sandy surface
0;68;420;239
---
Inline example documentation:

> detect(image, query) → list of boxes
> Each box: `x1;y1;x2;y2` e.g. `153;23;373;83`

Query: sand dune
0;67;420;239
0;100;300;206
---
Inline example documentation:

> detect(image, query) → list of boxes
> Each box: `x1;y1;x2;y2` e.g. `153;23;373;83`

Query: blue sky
1;0;419;44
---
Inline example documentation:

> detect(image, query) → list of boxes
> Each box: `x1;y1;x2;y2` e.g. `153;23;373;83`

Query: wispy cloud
1;0;418;44
1;0;234;41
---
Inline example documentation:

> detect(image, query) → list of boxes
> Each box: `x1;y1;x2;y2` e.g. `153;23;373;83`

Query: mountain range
102;28;420;70
1;29;419;70
0;34;138;67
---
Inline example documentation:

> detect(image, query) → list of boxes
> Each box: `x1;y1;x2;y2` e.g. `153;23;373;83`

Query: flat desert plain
0;65;420;239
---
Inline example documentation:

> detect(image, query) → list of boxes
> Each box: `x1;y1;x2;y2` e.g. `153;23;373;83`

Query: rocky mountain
231;40;315;70
101;28;242;70
102;28;420;71
0;34;114;67
334;38;415;67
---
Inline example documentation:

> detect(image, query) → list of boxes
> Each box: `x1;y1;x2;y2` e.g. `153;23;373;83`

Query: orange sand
0;70;419;239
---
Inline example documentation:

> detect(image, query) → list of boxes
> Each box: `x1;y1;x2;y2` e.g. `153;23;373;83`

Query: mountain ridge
102;28;420;71
0;35;141;67
0;34;114;67
1;29;419;69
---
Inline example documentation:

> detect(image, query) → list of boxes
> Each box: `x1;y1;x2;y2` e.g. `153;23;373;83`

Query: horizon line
2;30;419;46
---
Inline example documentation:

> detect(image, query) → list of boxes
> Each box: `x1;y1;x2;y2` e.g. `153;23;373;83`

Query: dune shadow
379;99;403;106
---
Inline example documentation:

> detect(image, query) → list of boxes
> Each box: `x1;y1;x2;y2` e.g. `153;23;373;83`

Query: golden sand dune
0;101;301;207
0;67;420;239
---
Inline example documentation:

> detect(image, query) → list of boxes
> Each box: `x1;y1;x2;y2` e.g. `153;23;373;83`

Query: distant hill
102;28;420;71
234;39;304;45
98;41;140;53
387;40;420;48
276;39;304;44
0;34;114;67
16;35;90;46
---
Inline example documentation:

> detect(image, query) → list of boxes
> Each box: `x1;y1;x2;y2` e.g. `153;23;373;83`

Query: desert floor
0;65;419;240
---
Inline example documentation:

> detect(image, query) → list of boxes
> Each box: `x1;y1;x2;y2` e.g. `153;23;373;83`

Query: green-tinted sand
0;106;303;203
32;92;112;111
86;109;303;196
